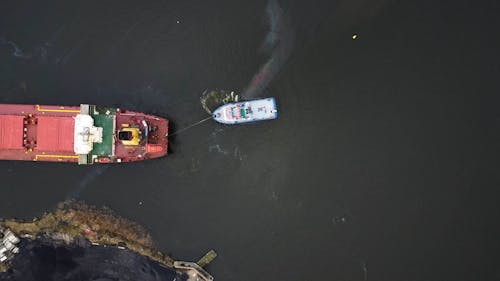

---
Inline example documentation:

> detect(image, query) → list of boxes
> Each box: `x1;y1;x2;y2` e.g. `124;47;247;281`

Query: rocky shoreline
0;201;174;273
1;236;182;281
0;201;216;280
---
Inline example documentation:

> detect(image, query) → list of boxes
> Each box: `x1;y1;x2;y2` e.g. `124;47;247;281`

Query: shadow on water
166;121;177;155
65;166;110;200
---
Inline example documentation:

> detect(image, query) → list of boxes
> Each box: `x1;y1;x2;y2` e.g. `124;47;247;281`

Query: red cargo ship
0;104;168;164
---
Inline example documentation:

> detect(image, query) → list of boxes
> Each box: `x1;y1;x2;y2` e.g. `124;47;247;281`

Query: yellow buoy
352;34;358;40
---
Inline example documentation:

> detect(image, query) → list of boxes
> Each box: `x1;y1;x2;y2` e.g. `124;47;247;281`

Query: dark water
1;0;500;280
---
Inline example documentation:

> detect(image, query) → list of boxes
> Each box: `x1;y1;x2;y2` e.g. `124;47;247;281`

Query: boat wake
0;33;84;64
200;89;239;114
0;37;31;59
242;0;294;98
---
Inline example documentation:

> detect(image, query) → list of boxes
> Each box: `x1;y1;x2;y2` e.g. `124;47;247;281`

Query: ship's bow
144;117;168;159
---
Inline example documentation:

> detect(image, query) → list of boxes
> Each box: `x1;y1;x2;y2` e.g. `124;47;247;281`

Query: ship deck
0;104;80;163
90;110;114;157
0;104;168;164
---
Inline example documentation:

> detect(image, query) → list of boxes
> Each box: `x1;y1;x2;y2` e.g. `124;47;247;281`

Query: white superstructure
73;114;103;155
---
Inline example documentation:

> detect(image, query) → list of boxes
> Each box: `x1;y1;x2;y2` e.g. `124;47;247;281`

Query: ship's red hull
0;104;168;164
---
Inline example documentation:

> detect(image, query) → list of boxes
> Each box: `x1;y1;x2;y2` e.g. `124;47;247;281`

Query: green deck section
90;106;114;157
93;106;118;115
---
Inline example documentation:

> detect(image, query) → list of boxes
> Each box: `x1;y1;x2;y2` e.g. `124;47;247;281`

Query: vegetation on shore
0;201;173;270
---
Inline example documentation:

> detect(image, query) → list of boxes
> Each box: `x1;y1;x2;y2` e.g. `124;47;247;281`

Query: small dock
174;250;217;281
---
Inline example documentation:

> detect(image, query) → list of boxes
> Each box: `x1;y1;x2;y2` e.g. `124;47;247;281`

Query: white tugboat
212;98;278;124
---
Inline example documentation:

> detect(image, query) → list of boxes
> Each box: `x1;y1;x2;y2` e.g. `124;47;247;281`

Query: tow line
166;116;213;137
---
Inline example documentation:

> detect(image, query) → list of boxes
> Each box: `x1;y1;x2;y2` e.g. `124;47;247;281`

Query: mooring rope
166;115;213;137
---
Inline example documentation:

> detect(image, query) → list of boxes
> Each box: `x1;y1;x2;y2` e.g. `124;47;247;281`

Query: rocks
0;229;20;264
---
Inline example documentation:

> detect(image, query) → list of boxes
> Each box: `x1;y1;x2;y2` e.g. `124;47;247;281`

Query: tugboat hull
212;98;278;124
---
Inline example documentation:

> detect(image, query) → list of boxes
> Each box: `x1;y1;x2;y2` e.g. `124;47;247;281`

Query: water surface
1;0;499;280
